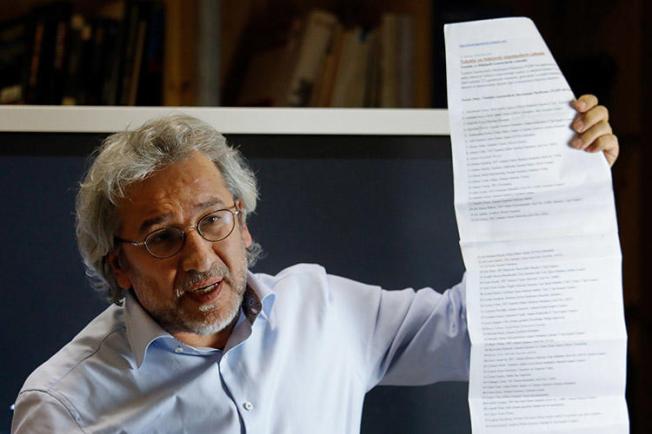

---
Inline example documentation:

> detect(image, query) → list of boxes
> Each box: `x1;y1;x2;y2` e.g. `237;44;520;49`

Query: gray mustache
175;263;229;297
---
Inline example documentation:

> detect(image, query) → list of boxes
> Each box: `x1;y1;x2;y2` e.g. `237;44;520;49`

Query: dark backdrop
0;133;467;433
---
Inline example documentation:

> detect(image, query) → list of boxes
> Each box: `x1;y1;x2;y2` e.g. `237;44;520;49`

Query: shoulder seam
16;389;88;433
47;325;126;390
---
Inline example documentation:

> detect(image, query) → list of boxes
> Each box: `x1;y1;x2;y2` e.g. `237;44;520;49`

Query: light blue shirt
11;264;469;433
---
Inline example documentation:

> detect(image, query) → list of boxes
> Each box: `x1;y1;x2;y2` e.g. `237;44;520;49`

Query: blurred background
0;0;648;432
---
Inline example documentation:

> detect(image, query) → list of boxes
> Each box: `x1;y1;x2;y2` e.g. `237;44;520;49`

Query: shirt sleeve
11;390;85;434
328;273;470;389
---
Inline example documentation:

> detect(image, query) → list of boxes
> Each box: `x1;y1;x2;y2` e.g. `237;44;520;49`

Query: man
11;95;618;433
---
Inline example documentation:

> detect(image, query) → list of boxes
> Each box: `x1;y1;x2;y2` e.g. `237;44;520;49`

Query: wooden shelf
0;105;450;134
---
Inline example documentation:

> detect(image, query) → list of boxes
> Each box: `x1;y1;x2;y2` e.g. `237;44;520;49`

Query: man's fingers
569;95;619;167
572;94;599;112
572;105;609;133
570;120;612;150
586;134;620;166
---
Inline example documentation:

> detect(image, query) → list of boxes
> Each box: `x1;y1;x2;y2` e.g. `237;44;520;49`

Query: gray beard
185;299;242;335
149;265;248;336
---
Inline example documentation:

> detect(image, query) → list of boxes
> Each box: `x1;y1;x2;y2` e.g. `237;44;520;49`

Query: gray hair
75;114;262;304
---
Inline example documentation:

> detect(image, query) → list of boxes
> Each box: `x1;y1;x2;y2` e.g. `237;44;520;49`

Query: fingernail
573;120;584;132
571;138;583;148
577;101;587;110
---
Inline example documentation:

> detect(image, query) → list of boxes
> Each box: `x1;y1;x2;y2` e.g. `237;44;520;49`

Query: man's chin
186;312;239;336
159;304;240;336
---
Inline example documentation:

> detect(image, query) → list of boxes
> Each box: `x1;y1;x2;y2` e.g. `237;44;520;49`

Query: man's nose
180;230;218;272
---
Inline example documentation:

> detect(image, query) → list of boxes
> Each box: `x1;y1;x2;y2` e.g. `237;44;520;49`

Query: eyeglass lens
144;209;236;258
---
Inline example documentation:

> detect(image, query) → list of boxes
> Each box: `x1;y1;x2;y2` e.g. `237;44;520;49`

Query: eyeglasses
114;204;241;259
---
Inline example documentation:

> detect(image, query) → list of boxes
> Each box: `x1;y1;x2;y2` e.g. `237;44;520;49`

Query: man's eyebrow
137;198;228;234
195;198;227;211
138;214;171;235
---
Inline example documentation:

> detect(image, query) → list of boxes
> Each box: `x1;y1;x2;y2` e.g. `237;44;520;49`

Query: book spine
309;24;343;107
163;0;198;106
61;14;85;105
0;18;28;104
397;14;415;108
330;28;370;107
103;5;127;106
136;2;164;105
50;10;71;104
379;14;398;108
197;0;220;106
285;9;339;107
118;2;141;105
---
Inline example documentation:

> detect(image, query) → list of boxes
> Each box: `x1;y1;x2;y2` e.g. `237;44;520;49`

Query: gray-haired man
11;95;618;433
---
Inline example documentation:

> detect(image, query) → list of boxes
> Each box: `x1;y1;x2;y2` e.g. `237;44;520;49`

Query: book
363;30;380;107
379;13;398;108
136;1;164;105
24;2;72;104
0;17;28;104
285;9;339;107
118;2;143;105
330;27;372;107
309;24;344;107
62;14;92;105
97;0;127;105
236;17;303;106
163;0;198;106
51;6;71;104
396;14;414;107
197;0;220;106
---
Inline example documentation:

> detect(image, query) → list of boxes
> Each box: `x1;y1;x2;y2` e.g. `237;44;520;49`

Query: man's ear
107;250;133;290
236;201;253;248
240;222;253;248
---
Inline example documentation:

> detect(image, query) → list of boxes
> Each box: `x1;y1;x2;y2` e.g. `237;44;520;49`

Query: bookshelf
0;0;435;108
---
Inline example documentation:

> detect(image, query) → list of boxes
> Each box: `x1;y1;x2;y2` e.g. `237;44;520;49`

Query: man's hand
570;94;619;167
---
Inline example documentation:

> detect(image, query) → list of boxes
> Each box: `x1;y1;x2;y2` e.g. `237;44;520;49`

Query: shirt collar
246;270;277;322
124;272;277;369
124;292;172;369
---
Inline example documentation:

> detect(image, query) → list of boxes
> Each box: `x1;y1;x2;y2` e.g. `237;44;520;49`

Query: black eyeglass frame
114;203;242;259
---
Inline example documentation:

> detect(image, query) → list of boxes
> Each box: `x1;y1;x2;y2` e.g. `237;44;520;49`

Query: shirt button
174;346;183;353
243;401;254;411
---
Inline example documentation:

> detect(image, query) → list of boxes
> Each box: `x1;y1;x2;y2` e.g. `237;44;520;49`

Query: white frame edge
0;106;450;135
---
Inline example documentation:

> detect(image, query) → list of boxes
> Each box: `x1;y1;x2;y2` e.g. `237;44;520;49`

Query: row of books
235;9;416;108
0;1;164;105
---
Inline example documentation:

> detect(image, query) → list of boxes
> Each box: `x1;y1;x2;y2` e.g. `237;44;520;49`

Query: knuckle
594;135;609;148
579;130;595;147
585;106;607;123
580;94;598;106
599;119;611;131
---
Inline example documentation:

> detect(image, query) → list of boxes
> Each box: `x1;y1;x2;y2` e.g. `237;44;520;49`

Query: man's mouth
190;281;221;294
179;278;225;307
176;277;224;299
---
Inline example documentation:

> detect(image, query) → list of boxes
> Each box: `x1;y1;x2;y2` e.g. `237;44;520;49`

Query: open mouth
191;281;220;294
183;279;224;305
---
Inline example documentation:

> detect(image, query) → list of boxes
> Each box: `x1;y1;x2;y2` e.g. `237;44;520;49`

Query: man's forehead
133;197;229;234
115;152;232;233
122;152;225;195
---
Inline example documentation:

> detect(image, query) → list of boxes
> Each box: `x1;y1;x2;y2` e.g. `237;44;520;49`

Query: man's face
109;151;253;337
